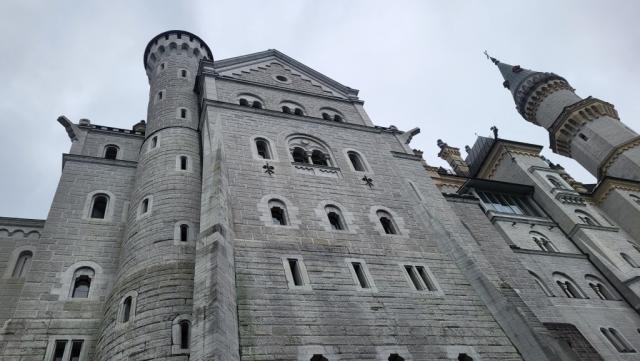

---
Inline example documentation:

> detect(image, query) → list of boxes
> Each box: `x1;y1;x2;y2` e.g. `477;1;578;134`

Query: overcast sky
1;0;639;219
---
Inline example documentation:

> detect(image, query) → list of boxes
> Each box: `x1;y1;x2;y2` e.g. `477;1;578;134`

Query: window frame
345;258;377;292
103;144;120;160
282;255;312;291
44;336;90;361
171;315;192;355
400;263;443;295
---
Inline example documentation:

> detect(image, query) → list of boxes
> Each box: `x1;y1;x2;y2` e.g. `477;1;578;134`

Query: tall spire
485;52;570;122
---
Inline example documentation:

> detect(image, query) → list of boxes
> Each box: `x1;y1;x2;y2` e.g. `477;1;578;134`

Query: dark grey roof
465;136;496;177
214;49;359;97
491;58;568;119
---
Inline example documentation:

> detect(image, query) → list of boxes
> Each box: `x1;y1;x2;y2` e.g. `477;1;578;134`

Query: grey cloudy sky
1;0;639;219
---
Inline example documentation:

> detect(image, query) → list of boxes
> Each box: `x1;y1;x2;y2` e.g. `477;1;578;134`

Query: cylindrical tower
491;57;640;181
95;30;212;360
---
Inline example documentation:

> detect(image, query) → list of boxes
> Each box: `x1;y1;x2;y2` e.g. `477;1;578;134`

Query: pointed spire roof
486;53;570;121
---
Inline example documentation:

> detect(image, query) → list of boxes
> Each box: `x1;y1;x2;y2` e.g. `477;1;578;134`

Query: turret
437;139;470;177
489;55;640;181
95;31;210;360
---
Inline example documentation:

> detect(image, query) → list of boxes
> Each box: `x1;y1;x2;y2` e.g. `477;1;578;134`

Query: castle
1;30;639;360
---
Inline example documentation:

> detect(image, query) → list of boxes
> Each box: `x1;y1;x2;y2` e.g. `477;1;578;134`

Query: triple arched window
288;136;333;167
575;210;600;226
553;272;586;299
585;275;615;300
531;232;557;252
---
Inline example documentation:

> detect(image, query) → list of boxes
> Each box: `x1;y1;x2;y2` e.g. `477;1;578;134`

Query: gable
214;50;359;99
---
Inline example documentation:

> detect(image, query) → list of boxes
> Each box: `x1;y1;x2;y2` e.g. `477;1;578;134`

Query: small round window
273;74;290;83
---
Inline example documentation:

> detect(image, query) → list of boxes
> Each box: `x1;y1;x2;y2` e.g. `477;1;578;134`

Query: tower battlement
143;30;213;75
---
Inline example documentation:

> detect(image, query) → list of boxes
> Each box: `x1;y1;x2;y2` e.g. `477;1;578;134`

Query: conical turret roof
488;56;570;121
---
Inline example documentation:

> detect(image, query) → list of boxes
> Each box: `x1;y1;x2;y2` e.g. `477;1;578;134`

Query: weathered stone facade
1;30;640;360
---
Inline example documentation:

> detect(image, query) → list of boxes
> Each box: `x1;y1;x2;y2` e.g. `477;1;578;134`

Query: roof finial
483;50;499;65
490;125;499;139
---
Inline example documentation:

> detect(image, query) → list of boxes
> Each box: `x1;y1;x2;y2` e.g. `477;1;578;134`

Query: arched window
310;355;328;361
179;320;190;349
320;108;344;122
601;327;636;353
333;114;343;122
151;136;158;148
585;275;615;300
529;271;554;297
121;296;132;322
347;151;367;172
294;108;304;116
288;135;334;168
621;253;639;268
255;138;272;159
71;267;94;298
179;108;188;119
322;112;331;120
282;106;291;114
11;250;33;278
269;200;288;226
377;210;399;235
311;150;329;166
458;354;474;361
531;232;557;252
104;145;118;160
141;198;150;214
388;354;405;361
180;224;189;242
325;205;346;230
575;210;600;226
90;194;109;219
553;273;585;299
292;147;308;163
251;100;262;109
546;175;565;189
239;98;249;106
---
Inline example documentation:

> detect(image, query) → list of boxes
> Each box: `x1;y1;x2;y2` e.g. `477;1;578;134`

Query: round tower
490;56;640;180
95;31;212;360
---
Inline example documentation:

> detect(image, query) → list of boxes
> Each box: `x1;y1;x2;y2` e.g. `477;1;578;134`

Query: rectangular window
180;108;187;119
69;340;83;361
283;256;310;290
403;264;440;293
345;258;377;291
477;191;542;217
180;156;188;170
52;340;67;361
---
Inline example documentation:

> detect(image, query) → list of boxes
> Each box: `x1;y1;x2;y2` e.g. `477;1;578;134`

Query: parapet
143;30;213;73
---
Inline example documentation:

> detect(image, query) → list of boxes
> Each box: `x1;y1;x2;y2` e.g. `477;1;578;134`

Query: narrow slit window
351;262;370;288
180;224;189;242
141;198;149;214
288;258;303;286
69;340;83;361
53;340;68;361
180;108;187;119
157;91;163;100
151;136;158;148
179;320;190;349
121;296;132;322
416;266;435;291
180;156;188;170
12;250;33;278
181;69;187;78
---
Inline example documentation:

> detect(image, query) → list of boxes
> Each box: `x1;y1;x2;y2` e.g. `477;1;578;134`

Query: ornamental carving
514;72;568;121
549;97;619;157
597;136;640;179
521;79;574;123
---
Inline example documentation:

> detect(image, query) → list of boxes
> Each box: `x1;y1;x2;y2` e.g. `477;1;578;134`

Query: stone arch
83;190;116;221
258;194;300;228
286;133;336;166
51;261;104;301
250;135;278;161
314;200;358;233
369;206;407;237
343;148;372;173
3;245;36;279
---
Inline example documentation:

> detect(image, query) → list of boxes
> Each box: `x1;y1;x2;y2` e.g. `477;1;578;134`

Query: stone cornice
591;177;640;204
391;151;423;161
78;124;145;138
512;248;587;259
202;99;397;134
0;217;45;228
553;190;587;206
597;135;640;179
62;154;138;169
549;97;619;157
568;223;619;237
521;78;573;123
489;213;556;227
